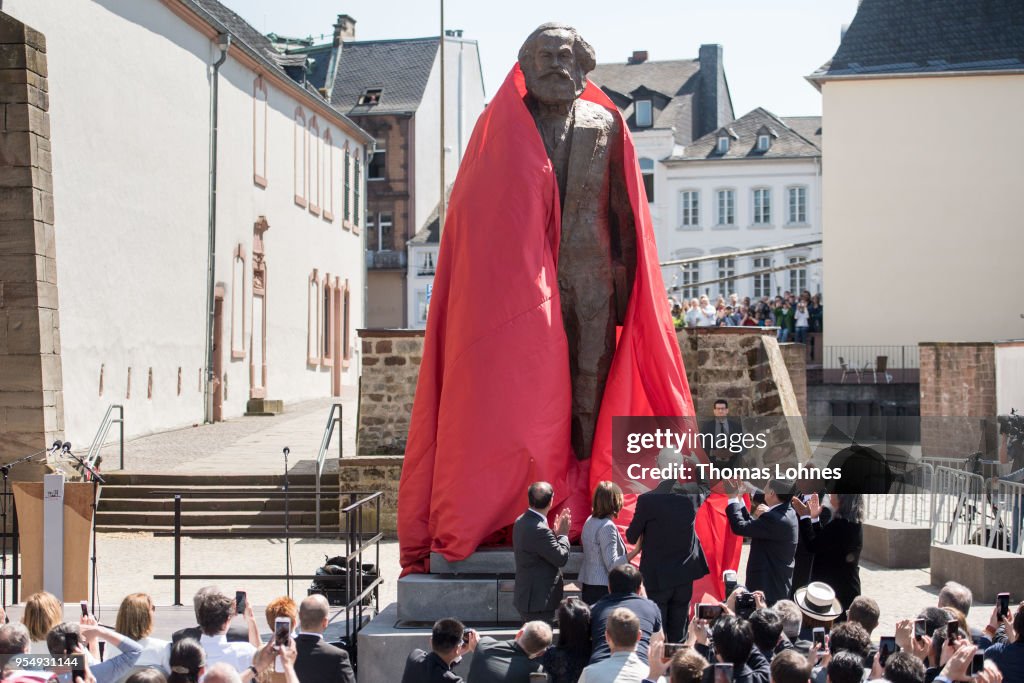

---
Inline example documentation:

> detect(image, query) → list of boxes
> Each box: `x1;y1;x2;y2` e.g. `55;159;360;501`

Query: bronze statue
518;24;637;460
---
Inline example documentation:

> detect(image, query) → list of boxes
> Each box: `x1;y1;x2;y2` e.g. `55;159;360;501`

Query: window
368;139;386;180
359;88;382;105
416;289;429;324
788;186;807;224
717;136;729;154
253;77;267;187
635;99;653;128
308;117;320;213
789;256;807;293
342;281;351;360
323;277;333;362
307;270;320;364
717;257;736;297
753;188;771;225
353;153;362;231
679;190;699;228
323;129;334;220
757;134;771;152
343;146;351;226
753;256;773;299
418;250;436;276
230;245;246;359
377;212;394;251
680;262;699;300
293;108;307;207
639;158;655;202
716;189;735;226
366;214;377;251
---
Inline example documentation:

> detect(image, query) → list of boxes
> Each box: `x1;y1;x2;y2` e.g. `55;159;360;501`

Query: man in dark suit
293;594;355;683
791;481;832;597
700;399;746;468
513;482;571;623
725;478;799;605
465;622;551;683
401;618;479;683
625;452;710;642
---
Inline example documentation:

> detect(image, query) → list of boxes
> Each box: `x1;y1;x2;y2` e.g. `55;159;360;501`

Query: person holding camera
193;591;258;673
589;565;663;666
724;478;799;606
402;618;478;683
46;623;142;683
578;609;648;683
466;621;552;683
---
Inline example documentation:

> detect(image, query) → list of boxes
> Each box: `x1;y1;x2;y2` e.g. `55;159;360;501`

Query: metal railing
931;466;990;547
864;462;934;526
988;479;1024;555
315;403;344;532
85;404;125;470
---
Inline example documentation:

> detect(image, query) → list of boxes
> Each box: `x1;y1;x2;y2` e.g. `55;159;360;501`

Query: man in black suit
700;399;746;468
293;594;355;683
513;482;571;623
401;618;479;683
465;621;551;683
625;451;710;642
725;478;799;605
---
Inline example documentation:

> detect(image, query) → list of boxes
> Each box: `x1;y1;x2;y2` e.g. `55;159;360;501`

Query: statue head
518;23;596;106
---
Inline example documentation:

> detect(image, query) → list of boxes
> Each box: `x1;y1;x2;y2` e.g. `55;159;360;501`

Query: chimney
628;50;648;65
333;14;356;47
697;44;728;140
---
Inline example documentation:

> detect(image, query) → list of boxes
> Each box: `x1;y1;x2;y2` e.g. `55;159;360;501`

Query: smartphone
878;636;897;666
80;601;89;618
235;590;247;615
528;674;549;683
274;617;291;646
64;631;80;655
722;570;738;598
914;618;927;639
812;627;826;649
998;592;1011;619
713;663;734;683
971;652;986;675
663;642;688;657
71;657;86;683
462;628;474;645
697;603;724;621
946;619;959;645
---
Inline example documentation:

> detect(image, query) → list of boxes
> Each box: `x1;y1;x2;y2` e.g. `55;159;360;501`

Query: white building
660;109;822;302
1;0;372;441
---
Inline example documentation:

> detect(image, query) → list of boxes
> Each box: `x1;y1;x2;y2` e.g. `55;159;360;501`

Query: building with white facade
660;109;822;301
283;23;486;329
0;0;372;444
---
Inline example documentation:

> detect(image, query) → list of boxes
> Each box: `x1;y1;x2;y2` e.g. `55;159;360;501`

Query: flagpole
439;0;447;233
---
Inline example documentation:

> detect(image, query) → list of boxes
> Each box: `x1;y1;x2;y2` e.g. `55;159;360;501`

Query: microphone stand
63;449;105;616
0;445;55;618
283;447;291;597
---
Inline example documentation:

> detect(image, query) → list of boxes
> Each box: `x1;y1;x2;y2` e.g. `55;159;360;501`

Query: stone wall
339;455;403;536
780;343;808;418
919;342;997;459
0;14;63;475
356;329;423;455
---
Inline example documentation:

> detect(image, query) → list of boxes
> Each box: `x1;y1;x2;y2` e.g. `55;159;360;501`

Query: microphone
61;442;72;455
283;447;290;457
48;441;64;454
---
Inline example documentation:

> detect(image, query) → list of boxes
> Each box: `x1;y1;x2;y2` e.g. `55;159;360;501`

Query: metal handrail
85;404;125;470
315;403;343;532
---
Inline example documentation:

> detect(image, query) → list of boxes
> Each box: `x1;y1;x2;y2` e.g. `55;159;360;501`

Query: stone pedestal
244;398;283;415
931;544;1024;601
862;519;930;568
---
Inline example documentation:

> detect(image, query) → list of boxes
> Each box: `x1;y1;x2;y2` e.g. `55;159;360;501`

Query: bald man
293;595;355;683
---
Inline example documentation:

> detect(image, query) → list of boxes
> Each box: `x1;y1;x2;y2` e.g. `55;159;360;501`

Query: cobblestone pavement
97;387;357;474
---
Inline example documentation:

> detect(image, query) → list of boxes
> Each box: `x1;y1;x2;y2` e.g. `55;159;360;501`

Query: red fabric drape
397;65;740;585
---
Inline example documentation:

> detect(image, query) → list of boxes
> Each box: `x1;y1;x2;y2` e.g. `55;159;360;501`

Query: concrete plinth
245;398;284;415
358;602;520;683
862;520;930;568
398;574;500;622
429;548;583;575
931;544;1024;601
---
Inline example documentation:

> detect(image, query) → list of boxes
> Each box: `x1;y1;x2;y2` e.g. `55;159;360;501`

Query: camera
735;591;755;619
878;636;897;666
998;593;1010;619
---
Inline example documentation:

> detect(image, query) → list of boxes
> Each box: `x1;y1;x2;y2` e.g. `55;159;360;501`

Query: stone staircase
96;470;342;535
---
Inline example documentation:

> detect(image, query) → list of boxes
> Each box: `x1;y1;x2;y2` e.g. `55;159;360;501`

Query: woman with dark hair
579;482;641;605
790;493;864;613
540;598;592;683
167;639;204;683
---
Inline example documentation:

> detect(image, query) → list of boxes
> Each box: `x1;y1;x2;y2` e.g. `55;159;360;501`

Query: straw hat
793;581;842;620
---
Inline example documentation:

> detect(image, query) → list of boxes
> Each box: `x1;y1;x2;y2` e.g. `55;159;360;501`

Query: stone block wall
0;14;63;476
339;455;403;536
356;329;423;455
919;342;997;459
780;343;808;417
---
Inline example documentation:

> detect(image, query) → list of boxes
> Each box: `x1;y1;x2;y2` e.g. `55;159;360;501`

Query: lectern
12;475;93;601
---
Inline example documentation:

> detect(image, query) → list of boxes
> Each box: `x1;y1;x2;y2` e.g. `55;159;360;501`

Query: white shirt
578;651;647;683
108;637;171;683
199;633;255;673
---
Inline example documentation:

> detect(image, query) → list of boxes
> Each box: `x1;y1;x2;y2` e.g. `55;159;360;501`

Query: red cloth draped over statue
397;65;742;593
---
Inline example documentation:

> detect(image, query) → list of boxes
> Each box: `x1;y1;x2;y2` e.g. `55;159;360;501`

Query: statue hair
518;23;596;75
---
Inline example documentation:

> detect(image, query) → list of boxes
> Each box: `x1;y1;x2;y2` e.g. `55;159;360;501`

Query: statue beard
523;66;584;107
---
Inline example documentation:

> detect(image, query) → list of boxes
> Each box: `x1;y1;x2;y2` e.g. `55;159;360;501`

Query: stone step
98;484;341;499
97;497;341;513
102;472;337;486
95;510;336;527
95;523;336;535
429;548;583;575
397;574;582;623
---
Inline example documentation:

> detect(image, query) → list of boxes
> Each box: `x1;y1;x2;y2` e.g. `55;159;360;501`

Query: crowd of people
403;476;1014;683
1;589;353;683
669;292;823;343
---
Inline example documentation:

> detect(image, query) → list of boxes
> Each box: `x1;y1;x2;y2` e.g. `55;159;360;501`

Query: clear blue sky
226;0;860;117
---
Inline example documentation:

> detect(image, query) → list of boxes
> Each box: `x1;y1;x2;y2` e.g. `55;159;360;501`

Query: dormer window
757;135;771;152
358;88;382;105
717;136;729;154
635;99;653;128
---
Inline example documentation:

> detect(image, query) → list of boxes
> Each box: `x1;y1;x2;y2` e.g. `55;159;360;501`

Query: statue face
522;29;584;106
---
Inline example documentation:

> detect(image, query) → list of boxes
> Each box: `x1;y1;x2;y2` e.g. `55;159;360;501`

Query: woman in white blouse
108;592;170;683
579;481;642;605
